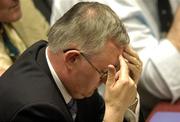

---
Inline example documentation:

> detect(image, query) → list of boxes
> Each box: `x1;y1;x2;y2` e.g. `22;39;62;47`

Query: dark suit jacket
0;40;105;122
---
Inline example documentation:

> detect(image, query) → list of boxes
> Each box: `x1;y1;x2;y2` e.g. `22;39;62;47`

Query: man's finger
119;56;129;81
106;64;116;86
125;46;139;60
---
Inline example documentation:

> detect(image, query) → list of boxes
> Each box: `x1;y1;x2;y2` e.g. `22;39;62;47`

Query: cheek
72;63;100;97
9;6;22;21
81;70;100;88
0;4;21;22
76;69;100;93
78;63;99;84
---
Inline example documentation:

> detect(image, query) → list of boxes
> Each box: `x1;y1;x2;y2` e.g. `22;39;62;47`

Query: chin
74;91;94;99
83;91;94;98
11;12;22;22
3;13;22;23
8;5;22;22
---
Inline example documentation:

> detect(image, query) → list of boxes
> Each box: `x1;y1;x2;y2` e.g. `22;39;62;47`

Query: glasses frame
63;49;108;81
80;52;108;81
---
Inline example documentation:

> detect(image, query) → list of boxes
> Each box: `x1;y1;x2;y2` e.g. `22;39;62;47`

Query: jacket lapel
36;44;73;122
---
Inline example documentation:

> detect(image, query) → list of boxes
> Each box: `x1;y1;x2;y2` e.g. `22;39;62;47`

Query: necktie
2;30;19;62
67;99;77;120
157;0;173;33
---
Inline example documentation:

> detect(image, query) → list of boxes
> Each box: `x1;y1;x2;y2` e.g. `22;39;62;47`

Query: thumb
106;64;116;87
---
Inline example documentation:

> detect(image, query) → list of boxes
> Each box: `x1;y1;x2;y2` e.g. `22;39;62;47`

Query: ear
64;50;81;69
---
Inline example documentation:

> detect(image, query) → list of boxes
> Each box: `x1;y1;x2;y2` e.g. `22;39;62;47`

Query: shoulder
10;103;67;122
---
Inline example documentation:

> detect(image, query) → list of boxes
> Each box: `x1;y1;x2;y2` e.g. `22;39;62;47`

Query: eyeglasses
80;53;120;81
80;52;108;81
63;49;119;82
63;49;108;81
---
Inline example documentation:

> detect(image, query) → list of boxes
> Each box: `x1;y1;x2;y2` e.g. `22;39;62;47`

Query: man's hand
123;46;142;84
103;56;137;122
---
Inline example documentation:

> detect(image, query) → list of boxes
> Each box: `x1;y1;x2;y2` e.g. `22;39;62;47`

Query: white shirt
115;0;180;102
45;47;71;104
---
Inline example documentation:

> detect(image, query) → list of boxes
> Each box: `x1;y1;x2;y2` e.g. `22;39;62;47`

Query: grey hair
48;2;130;54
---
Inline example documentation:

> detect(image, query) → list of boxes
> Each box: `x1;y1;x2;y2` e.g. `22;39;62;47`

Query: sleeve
11;104;66;122
126;93;141;122
143;39;180;102
112;0;180;102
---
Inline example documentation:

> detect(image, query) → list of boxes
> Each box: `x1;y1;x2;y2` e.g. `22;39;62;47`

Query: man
51;0;180;119
0;0;49;75
0;2;142;122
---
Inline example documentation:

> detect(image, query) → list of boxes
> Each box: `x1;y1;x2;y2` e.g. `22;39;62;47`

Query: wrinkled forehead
90;40;124;66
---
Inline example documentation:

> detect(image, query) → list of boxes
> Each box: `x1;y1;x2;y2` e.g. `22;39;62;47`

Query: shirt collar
45;47;71;104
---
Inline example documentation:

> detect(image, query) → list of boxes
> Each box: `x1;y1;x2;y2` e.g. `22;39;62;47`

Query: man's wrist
128;97;138;112
103;106;125;122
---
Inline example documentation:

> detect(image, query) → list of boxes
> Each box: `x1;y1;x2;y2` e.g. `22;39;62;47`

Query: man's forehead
109;40;128;51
